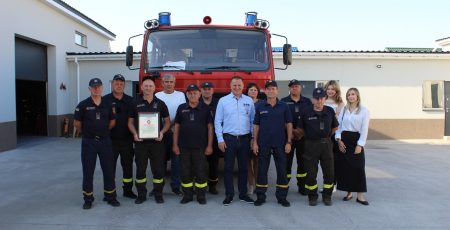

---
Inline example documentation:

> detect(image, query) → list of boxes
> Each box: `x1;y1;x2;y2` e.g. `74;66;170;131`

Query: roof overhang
436;38;450;47
44;0;116;40
274;52;450;60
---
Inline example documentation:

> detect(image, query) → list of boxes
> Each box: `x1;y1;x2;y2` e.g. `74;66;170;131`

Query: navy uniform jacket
297;106;339;140
129;95;170;143
200;97;219;120
103;93;133;140
74;97;114;139
254;99;292;148
174;102;212;149
280;95;312;129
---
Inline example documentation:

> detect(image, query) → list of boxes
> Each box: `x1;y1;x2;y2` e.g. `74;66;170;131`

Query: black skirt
335;131;367;192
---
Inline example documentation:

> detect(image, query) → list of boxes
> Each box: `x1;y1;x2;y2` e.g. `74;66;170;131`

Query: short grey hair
162;74;175;80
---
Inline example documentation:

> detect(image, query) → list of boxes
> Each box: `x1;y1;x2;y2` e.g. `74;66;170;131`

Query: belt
223;133;251;139
305;138;330;143
84;135;107;141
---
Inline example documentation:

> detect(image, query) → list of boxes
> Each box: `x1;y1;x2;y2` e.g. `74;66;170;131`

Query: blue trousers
164;131;180;189
255;147;289;200
223;134;251;198
81;138;117;202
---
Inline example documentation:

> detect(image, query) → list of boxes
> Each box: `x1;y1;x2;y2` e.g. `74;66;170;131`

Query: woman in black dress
335;88;370;205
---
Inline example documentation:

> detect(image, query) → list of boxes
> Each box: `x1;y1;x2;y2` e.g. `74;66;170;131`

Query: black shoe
197;197;207;205
83;201;92;209
208;186;218;195
180;196;193;204
134;197;146;204
107;199;121;207
308;196;318;206
239;195;254;203
253;198;266;206
148;189;155;197
223;196;233;206
155;195;164;203
343;195;353;201
323;196;332;206
172;188;183;196
356;198;369;206
123;191;137;199
278;199;291;207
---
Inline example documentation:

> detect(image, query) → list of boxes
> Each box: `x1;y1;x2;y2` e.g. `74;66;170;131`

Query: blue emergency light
158;12;171;26
245;12;257;26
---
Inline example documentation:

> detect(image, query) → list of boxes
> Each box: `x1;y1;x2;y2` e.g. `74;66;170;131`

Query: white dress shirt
335;105;370;146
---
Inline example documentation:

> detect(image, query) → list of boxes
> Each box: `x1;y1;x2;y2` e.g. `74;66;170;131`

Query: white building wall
274;55;450;119
0;0;112;123
67;58;140;110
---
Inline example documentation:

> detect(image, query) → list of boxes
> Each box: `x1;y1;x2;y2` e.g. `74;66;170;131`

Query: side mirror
126;45;133;67
283;44;292;65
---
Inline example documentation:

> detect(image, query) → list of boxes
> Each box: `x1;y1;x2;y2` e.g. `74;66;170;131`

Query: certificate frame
138;112;160;139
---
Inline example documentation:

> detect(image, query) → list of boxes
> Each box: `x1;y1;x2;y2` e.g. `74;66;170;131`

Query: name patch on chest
260;111;269;115
136;104;145;108
182;109;190;113
307;116;318;120
86;106;96;110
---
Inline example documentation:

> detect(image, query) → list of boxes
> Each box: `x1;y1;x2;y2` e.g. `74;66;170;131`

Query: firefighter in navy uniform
103;74;137;199
74;78;120;210
296;88;339;206
280;79;312;195
128;76;171;204
253;80;293;207
173;84;214;204
199;82;221;194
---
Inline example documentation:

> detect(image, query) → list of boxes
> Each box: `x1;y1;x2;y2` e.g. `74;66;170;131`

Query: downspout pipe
74;57;80;103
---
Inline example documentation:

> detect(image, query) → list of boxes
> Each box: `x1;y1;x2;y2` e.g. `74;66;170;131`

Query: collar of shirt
263;99;282;107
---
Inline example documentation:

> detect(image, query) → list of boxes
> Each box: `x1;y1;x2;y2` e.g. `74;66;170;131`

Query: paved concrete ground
1;137;450;229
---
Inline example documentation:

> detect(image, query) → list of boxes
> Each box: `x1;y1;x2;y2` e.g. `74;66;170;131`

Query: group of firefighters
74;73;343;209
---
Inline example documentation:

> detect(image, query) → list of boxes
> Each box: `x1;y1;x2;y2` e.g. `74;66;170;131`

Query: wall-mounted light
60;83;66;90
376;64;382;68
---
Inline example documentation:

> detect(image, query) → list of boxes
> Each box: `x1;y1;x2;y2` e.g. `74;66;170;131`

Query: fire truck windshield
145;29;269;72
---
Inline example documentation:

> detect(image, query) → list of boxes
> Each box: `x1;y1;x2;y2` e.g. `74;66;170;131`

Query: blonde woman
246;83;260;195
324;80;344;116
335;88;370;205
324;80;345;192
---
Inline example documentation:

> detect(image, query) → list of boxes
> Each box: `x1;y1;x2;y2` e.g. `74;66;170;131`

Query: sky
63;0;450;52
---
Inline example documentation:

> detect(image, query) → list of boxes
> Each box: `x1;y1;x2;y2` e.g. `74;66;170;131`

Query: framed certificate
138;112;160;139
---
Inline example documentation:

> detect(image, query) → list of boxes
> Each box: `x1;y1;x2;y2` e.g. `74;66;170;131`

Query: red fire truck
126;12;292;93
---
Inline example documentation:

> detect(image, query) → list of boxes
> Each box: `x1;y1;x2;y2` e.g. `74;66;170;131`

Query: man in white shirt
155;74;186;196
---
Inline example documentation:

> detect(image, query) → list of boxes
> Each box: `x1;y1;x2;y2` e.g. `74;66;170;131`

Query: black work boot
254;193;266;206
322;194;333;206
308;195;318;206
83;201;92;209
181;187;194;204
135;194;147;204
208;180;219;195
123;186;137;199
197;188;207;205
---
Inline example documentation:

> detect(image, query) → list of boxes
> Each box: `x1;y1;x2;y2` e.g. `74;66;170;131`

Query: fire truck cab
126;12;292;93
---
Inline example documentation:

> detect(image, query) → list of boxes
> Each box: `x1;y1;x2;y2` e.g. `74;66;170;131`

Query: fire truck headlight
254;19;270;29
144;20;160;29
